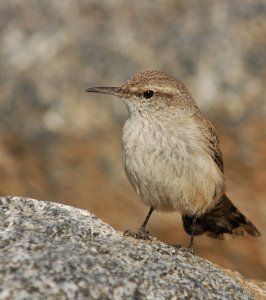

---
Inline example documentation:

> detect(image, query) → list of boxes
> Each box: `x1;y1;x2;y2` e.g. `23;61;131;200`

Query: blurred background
0;0;265;280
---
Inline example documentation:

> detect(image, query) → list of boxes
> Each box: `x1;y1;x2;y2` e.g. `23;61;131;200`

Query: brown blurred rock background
0;0;265;280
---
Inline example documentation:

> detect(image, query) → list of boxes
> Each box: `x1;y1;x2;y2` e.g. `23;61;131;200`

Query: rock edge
0;196;265;300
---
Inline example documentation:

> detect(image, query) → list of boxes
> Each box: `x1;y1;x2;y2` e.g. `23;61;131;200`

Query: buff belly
122;119;224;217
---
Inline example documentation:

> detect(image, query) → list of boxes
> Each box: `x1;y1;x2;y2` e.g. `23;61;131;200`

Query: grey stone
0;196;258;299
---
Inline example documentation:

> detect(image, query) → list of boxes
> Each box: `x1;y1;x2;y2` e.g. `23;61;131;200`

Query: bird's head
86;71;196;115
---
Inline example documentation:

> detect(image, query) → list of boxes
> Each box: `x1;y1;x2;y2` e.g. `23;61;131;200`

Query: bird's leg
187;216;197;254
124;207;154;240
141;206;154;228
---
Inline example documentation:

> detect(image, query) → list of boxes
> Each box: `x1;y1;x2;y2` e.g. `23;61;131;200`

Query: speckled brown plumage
86;70;260;247
183;195;260;239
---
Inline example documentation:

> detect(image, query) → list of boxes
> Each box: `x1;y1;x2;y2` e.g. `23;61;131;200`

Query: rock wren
85;70;260;251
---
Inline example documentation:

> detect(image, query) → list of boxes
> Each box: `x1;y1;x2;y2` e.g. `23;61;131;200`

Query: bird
85;70;260;252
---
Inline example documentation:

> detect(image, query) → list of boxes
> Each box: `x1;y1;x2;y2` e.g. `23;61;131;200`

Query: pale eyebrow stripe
129;86;182;95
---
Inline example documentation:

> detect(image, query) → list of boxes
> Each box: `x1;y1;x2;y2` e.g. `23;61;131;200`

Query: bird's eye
143;90;154;99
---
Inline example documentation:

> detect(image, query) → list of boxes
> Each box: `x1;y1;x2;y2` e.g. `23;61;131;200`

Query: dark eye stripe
143;90;154;99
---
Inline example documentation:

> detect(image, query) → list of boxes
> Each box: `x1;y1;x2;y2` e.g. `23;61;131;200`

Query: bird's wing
197;114;224;173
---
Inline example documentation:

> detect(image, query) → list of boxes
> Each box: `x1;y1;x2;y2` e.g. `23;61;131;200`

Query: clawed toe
186;245;195;255
123;229;138;238
124;227;152;241
137;227;152;240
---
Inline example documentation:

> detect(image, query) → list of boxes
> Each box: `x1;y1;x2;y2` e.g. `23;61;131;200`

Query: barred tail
182;195;261;239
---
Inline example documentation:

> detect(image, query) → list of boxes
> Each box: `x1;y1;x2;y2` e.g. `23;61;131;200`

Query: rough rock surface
0;197;265;300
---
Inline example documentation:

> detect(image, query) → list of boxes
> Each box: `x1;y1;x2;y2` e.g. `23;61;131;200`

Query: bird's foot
187;224;196;254
123;227;152;241
186;244;195;255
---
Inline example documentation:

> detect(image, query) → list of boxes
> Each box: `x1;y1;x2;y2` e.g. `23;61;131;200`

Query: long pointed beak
85;86;123;97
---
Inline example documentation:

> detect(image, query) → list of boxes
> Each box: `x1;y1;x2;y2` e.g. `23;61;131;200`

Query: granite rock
0;196;265;300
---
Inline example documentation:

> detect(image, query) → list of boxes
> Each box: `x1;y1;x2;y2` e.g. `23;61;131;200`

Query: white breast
122;114;224;216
